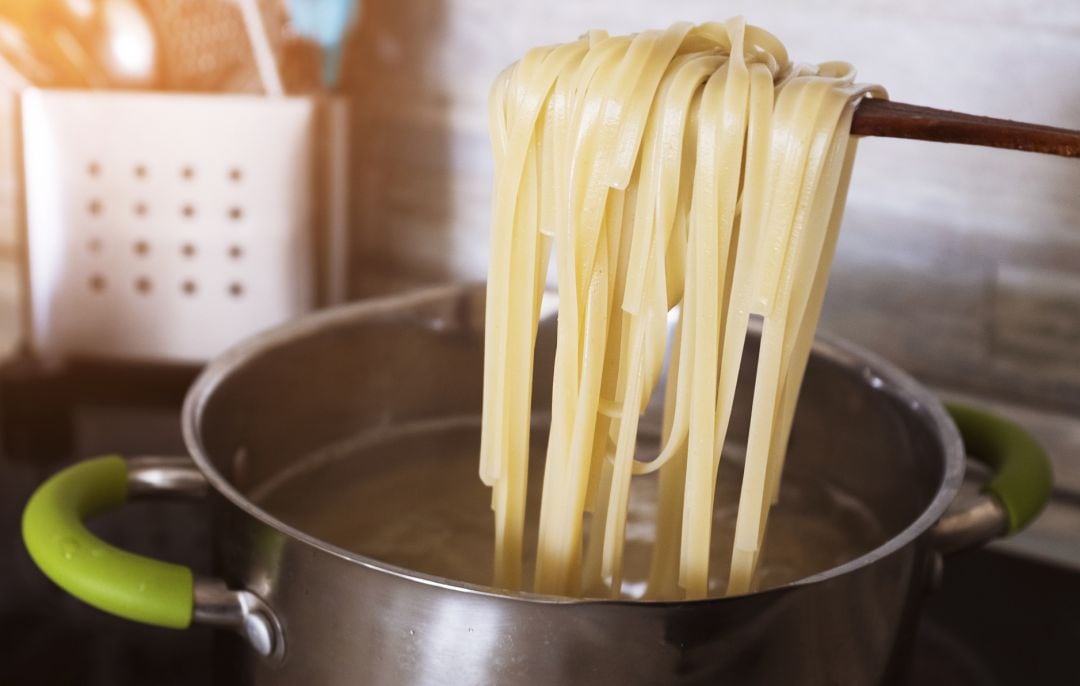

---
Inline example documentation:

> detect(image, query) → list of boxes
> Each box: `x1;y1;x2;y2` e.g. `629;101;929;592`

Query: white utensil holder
19;89;348;366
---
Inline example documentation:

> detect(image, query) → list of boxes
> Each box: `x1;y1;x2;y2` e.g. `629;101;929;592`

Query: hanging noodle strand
481;18;885;599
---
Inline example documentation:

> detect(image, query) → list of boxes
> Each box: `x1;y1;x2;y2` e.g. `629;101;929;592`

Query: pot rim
182;283;965;606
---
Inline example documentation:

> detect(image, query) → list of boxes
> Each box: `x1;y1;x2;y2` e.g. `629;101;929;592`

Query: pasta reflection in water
255;417;885;599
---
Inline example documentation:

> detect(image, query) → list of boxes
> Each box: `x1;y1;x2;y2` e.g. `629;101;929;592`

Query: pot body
183;285;963;685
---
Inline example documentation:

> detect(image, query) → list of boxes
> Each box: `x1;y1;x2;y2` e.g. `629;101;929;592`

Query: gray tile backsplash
823;207;1080;414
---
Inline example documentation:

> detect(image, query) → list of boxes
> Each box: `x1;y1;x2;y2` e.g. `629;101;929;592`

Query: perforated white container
20;89;346;366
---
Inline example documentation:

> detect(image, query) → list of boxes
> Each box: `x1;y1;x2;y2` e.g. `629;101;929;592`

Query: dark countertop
0;360;217;685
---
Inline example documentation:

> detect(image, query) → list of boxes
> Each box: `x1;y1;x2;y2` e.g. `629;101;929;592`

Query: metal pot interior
185;285;959;598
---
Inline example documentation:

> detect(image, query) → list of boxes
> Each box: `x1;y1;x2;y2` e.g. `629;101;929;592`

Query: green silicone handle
946;403;1053;535
21;455;194;629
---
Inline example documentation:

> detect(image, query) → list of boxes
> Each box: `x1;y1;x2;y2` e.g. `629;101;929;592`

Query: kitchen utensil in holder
18;89;347;366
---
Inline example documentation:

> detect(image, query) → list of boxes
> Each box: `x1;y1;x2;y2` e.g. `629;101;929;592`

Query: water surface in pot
250;414;886;599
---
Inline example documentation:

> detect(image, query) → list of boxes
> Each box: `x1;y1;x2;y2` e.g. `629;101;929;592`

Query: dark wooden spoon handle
851;99;1080;158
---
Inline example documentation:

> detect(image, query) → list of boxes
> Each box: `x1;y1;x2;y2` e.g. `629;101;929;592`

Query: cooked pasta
480;18;884;599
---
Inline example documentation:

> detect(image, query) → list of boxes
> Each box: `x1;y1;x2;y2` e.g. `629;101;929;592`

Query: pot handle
933;404;1053;553
22;455;283;659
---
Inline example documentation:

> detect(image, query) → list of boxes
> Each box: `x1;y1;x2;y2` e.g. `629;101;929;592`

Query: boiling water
252;416;886;598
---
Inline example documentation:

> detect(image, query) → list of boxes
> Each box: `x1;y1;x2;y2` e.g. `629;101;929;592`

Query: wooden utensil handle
851;99;1080;158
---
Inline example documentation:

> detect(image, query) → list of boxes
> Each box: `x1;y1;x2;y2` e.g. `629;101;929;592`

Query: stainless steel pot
23;284;1052;685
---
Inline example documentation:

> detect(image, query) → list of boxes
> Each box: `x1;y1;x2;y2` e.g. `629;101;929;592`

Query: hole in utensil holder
228;207;243;221
134;164;148;179
87;199;102;216
228;282;244;298
87;238;102;253
133;240;150;257
134;202;148;217
229;167;243;182
181;204;196;219
181;280;197;296
182;166;196;180
181;243;197;258
88;274;106;292
228;245;243;260
87;161;100;177
134;276;152;295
